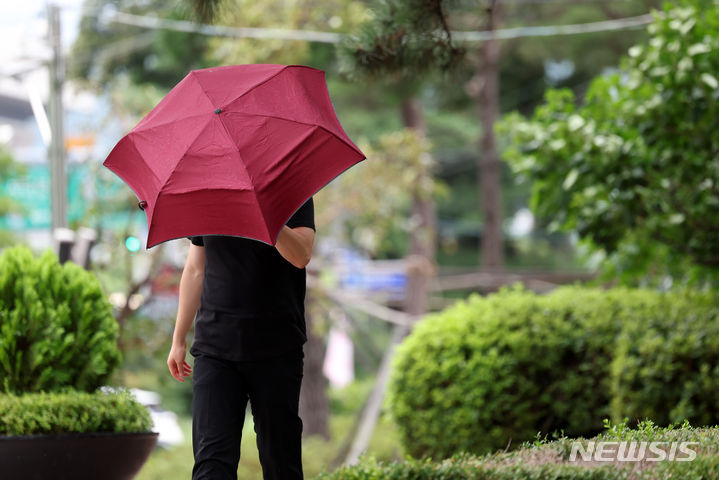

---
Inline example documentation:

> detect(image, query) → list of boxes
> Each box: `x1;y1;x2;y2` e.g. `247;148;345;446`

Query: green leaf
701;73;719;89
669;213;685;224
688;43;711;56
562;169;579;190
567;114;585;132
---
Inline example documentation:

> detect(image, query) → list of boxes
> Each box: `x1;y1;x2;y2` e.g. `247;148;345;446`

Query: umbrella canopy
103;64;365;248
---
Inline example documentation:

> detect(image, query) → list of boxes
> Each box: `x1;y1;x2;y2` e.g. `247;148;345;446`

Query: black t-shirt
187;197;315;361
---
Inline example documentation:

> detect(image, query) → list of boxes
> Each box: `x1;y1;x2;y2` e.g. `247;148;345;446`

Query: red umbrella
103;64;365;248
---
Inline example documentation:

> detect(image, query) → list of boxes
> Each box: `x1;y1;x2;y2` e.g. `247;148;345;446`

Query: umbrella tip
138;200;148;211
214;108;222;114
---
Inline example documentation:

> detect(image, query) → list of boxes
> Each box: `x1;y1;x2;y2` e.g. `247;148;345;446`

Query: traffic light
125;236;141;253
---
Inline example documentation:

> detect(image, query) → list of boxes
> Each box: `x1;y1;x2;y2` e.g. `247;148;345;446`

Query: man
167;197;316;480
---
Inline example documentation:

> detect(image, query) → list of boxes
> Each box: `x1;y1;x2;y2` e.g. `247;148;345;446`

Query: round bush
610;288;719;427
389;284;628;459
0;246;121;393
386;284;707;459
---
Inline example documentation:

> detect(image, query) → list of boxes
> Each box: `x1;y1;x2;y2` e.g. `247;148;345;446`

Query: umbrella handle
138;200;148;211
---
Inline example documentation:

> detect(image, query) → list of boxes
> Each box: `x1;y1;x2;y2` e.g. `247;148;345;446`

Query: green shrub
315;421;719;480
0;389;153;435
0;245;121;393
388;284;719;460
610;289;719;426
388;284;630;459
316;455;623;480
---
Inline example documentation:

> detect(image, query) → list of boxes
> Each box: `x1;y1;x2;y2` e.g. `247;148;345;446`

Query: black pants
191;347;304;480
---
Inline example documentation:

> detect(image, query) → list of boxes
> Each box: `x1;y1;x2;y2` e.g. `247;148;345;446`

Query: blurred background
3;0;717;478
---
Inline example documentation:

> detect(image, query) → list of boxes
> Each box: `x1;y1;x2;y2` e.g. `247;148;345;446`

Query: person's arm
275;225;315;269
167;243;205;382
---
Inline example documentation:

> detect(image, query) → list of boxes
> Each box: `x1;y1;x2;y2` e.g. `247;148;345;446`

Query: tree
71;0;213;91
336;0;464;462
501;0;719;286
474;1;504;269
73;0;664;271
428;0;661;270
206;0;370;67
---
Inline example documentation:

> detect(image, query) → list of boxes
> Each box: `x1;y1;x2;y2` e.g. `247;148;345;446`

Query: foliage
337;0;466;83
0;145;28;247
0;246;121;394
209;0;371;69
497;0;662;114
0;145;26;217
387;284;719;460
0;389;152;436
317;128;447;257
316;420;719;479
610;288;719;427
388;284;620;459
71;0;212;90
500;0;719;285
318;456;622;480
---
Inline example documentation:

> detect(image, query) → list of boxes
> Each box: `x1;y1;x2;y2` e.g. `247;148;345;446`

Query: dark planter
0;431;159;480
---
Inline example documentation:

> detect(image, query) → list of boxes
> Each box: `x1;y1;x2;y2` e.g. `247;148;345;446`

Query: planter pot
0;431;159;480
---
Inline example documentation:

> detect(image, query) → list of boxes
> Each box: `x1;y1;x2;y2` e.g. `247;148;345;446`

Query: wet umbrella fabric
103;64;365;248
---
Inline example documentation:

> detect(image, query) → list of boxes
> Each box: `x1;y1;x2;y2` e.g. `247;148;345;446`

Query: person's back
168;197;316;480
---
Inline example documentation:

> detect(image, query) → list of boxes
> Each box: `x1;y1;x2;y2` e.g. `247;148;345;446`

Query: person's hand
168;342;192;382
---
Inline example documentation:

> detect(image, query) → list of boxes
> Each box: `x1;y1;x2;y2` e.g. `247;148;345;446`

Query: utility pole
48;3;68;231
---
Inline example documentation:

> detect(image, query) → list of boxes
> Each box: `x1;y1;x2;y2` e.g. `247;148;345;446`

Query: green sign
0;163;145;232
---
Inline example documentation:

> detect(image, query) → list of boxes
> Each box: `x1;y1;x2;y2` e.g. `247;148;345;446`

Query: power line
453;14;653;41
107;11;343;43
102;9;655;44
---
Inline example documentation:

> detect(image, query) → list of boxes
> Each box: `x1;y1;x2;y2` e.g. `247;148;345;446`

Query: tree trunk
476;2;505;271
401;97;437;318
299;289;331;440
345;95;437;465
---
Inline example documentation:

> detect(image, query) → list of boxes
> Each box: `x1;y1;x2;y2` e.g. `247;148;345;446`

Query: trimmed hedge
0;389;153;436
317;456;622;480
388;284;719;460
0;246;121;394
315;421;719;480
611;289;719;426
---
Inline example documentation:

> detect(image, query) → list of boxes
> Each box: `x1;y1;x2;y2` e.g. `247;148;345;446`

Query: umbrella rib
149;114;216;190
131;112;212;135
217;65;308;113
148;113;221;237
191;66;290;112
190;70;275;242
214;115;273;243
221;112;364;158
270;138;365;245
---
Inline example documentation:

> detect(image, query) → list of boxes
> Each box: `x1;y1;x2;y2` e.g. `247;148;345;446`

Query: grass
317;420;719;480
478;419;719;476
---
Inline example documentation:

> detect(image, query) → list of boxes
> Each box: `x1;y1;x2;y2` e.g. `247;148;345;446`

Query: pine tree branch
186;0;222;23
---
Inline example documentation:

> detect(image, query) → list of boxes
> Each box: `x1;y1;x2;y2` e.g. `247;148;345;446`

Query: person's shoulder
286;197;315;231
188;236;204;246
